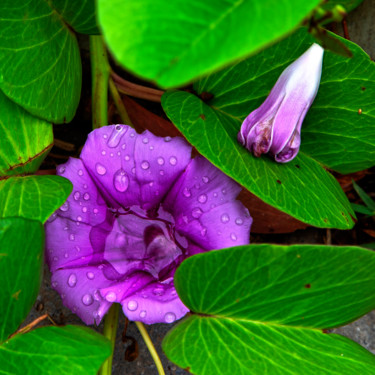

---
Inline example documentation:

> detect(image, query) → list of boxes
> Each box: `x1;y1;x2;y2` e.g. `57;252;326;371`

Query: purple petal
80;125;192;210
51;266;113;325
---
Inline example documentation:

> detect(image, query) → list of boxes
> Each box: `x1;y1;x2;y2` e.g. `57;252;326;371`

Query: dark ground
24;1;375;374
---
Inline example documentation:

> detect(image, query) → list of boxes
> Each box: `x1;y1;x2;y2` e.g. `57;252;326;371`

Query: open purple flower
238;43;324;163
46;125;252;325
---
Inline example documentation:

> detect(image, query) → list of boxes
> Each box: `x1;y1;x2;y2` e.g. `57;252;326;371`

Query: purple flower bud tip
238;43;324;163
45;125;252;325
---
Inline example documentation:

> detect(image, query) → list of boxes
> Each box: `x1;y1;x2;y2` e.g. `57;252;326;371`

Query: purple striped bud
238;43;324;163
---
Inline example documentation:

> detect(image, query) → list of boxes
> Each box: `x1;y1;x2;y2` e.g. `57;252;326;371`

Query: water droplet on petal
164;136;171;142
169;156;177;166
69;234;75;241
201;227;207;236
58;166;65;174
121;144;126;150
96;163;107;175
141;161;150;170
87;272;95;280
164;312;176;323
60;202;69;212
171;290;177;296
68;273;77;287
198;194;207;203
64;252;69;258
192;207;203;219
230;233;237;241
93;290;101;301
153;287;164;296
235;218;244;225
127;300;138;311
157;157;164;165
202;176;209;183
77;216;82;222
213;192;218;198
93;208;98;214
183;187;191;197
149;181;154;187
83;184;88;189
159;170;164;176
82;207;87;213
83;193;90;201
221;213;230;223
113;169;129;192
73;191;81;201
131;167;136;174
52;281;58;288
140;310;147;318
78;169;83;176
222;188;227;194
101;150;106;156
82;294;94;306
105;292;117;302
142;137;149;144
125;155;130;161
108;125;127;147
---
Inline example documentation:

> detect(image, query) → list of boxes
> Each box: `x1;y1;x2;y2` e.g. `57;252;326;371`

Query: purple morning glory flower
45;125;252;325
238;43;324;163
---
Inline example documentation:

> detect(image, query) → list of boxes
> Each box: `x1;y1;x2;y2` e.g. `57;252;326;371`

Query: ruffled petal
80;125;192;210
51;266;113;325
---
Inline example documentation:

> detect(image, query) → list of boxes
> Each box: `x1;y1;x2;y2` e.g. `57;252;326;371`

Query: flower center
104;206;186;279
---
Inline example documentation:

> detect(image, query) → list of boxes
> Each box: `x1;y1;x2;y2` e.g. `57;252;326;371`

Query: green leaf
352;180;375;211
51;0;100;34
323;0;364;12
0;175;72;223
0;218;43;342
0;325;112;374
163;244;375;374
162;90;354;229
351;203;374;216
0;90;53;177
0;0;82;123
97;0;321;88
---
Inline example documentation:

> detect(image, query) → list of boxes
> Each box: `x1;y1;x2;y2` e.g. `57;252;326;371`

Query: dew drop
113;169;129;192
159;170;164;176
59;202;69;212
235;218;244;225
149;181;154;187
105;292;117;302
198;194;207;203
73;191;81;201
140;310;147;318
130;132;135;137
86;272;95;280
83;192;90;201
141;161;150;170
222;188;227;194
69;234;75;241
142;137;149;144
68;273;77;287
221;213;230;223
202;176;209;183
131;167;136;174
230;233;237;241
127;300;138;311
164;312;176;323
157;157;165;165
149;146;154;150
82;207;87;213
83;184;88;189
82;294;94;306
192;207;203;219
78;169;83;176
101;150;106;156
169;156;177;166
75;246;81;252
164;136;171;142
58;166;65;174
52;281;58;288
108;125;127;147
93;208;98;214
182;215;188;223
53;256;58;262
153;287;164;296
110;153;114;157
124;155;130;161
183;187;191;197
201;227;207;236
213;192;218;198
93;290;101;301
96;163;107;175
77;216;82;222
64;252;69;258
121;144;126;150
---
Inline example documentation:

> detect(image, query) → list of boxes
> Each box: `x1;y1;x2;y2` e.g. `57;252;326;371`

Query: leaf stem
108;78;133;126
90;36;110;129
135;321;165;375
99;303;120;375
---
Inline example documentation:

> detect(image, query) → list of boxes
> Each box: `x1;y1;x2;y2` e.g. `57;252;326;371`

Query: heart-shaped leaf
0;0;82;123
0;218;43;342
97;0;321;88
0;175;72;223
163;244;375;374
0;90;53;177
0;325;111;374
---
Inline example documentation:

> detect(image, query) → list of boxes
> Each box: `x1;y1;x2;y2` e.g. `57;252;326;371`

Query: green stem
99;303;120;375
90;36;109;129
109;78;133;126
135;321;165;375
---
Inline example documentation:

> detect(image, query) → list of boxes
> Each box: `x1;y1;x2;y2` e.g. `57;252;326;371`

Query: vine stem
90;36;110;129
108;77;133;126
135;321;166;375
99;303;120;375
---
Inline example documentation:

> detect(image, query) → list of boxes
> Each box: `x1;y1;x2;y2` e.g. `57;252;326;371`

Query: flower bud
238;43;324;163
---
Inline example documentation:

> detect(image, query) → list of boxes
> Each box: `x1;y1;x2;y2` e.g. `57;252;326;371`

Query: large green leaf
162;91;354;229
0;175;72;223
0;0;82;123
0;90;53;177
51;0;99;34
0;218;43;342
97;0;321;88
163;244;375;374
0;325;111;374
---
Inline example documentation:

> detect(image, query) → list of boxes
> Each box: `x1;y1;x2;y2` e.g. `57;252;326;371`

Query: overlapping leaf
0;0;81;123
0;325;111;374
163;244;375;374
97;0;320;88
0;175;72;223
0;90;53;177
0;218;43;342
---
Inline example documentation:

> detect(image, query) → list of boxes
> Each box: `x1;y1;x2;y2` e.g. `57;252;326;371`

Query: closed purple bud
238;43;324;163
